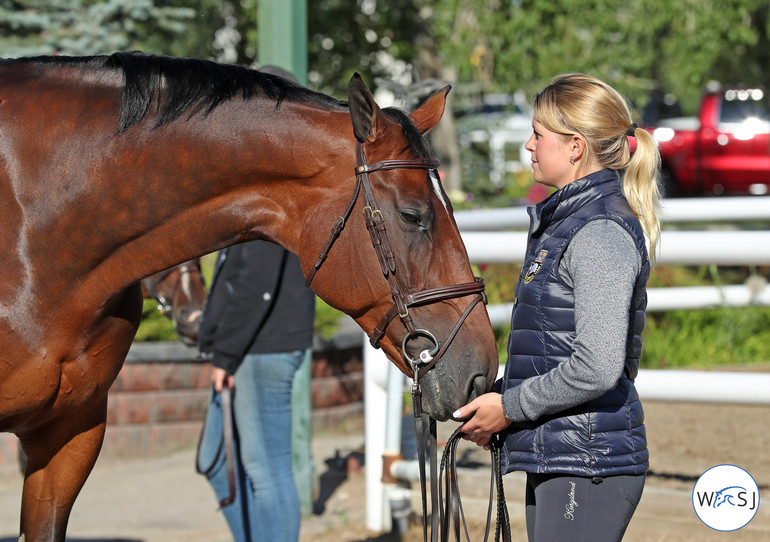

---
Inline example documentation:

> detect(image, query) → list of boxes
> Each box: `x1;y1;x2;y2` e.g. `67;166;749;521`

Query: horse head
141;260;206;346
303;75;498;421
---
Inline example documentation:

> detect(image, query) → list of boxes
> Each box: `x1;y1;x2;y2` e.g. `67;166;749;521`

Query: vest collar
528;169;622;237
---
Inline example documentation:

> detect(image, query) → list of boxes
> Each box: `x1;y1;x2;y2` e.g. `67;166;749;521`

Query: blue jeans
203;350;305;542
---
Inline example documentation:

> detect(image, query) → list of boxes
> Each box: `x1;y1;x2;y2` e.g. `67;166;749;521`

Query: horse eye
398;209;428;231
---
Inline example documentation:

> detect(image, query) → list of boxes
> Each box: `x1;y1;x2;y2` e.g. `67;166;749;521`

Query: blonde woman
455;73;661;542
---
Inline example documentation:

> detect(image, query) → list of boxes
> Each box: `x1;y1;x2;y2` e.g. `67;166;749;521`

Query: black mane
18;51;347;132
15;52;433;158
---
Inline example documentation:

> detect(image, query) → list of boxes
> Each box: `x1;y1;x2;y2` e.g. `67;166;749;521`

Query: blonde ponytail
622;127;661;264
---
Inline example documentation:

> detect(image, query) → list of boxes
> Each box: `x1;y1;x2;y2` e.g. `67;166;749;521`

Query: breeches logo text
564;481;578;520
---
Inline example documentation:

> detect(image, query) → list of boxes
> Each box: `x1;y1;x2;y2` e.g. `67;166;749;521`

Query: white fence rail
454;196;770;231
634;369;770;404
461;230;770;265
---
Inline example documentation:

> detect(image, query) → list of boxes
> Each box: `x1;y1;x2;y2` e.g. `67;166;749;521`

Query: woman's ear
570;134;587;162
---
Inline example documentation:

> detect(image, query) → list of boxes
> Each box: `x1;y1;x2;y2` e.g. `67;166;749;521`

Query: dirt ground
0;398;768;541
301;399;770;542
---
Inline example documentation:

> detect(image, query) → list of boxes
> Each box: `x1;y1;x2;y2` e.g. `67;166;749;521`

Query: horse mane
17;51;347;132
16;52;434;157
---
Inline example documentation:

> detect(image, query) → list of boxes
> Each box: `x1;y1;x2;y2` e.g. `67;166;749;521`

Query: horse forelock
381;106;433;160
15;51;346;132
379;106;447;211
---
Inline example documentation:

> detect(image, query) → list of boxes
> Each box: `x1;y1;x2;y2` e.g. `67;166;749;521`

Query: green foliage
431;0;770;114
473;262;770;368
305;0;432;97
135;299;178;341
5;0;770;115
642;305;770;369
642;264;770;367
0;0;197;57
199;252;218;285
471;262;518;364
314;297;347;340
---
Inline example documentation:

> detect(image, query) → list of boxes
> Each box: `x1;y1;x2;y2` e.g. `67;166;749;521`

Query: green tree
6;1;770;119
0;0;200;57
431;0;769;114
303;0;432;97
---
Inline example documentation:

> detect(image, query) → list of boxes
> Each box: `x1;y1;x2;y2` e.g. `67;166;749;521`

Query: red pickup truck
645;87;770;197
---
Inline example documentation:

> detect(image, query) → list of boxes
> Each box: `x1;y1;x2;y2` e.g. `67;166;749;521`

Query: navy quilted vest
500;169;650;477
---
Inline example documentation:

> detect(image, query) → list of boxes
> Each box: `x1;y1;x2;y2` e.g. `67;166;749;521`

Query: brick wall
0;338;364;478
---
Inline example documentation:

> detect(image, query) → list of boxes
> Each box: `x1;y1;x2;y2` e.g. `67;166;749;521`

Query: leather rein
306;141;510;541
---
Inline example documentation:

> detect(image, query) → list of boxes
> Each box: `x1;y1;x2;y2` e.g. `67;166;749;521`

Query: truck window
719;90;770;125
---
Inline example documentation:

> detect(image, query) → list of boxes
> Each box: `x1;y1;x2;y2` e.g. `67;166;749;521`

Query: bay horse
141;259;206;345
0;52;498;541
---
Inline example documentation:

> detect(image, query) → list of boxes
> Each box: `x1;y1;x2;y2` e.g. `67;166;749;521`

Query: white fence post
363;336;389;532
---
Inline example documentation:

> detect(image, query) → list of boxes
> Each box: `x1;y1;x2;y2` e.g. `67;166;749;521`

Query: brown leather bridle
306;141;487;383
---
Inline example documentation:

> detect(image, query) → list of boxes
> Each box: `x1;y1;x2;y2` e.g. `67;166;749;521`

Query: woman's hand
454;392;512;448
211;366;234;392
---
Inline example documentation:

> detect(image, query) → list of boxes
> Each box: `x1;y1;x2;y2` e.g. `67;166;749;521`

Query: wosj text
696;486;758;511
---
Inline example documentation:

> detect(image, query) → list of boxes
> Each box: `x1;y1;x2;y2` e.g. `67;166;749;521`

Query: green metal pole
258;0;307;85
258;0;312;517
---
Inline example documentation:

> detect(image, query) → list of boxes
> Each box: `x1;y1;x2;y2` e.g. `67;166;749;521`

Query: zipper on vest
513;266;526;306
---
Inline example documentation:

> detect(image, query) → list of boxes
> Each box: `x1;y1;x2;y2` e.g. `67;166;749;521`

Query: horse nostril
470;373;489;399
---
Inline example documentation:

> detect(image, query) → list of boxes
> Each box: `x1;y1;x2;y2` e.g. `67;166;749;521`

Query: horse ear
348;73;383;143
409;85;451;135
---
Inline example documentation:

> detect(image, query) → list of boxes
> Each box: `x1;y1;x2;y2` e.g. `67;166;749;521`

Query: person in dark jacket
197;240;315;542
454;74;661;542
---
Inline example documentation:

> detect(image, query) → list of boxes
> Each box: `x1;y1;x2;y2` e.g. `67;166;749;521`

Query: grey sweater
501;219;643;423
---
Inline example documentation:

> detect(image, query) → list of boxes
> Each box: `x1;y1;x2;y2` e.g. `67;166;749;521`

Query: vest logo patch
523;250;548;283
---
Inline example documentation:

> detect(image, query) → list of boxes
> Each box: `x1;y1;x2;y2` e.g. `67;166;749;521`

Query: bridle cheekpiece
306;141;487;383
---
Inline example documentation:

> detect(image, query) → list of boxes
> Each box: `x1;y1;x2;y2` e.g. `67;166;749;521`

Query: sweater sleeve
502;219;642;422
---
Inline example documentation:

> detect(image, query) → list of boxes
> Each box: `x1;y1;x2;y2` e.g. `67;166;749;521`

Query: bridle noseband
306;141;487;382
142;262;201;315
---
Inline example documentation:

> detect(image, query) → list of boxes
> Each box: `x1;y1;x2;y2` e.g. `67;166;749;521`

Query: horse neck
97;101;354;292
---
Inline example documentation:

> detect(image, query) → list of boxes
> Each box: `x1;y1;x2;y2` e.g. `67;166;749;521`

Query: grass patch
642;305;770;369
